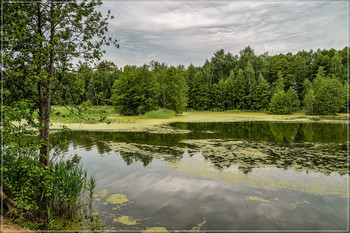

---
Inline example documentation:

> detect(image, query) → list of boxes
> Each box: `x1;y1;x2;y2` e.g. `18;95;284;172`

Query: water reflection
61;122;348;175
59;121;348;231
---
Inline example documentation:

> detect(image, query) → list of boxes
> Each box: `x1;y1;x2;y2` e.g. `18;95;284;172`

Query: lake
63;122;348;231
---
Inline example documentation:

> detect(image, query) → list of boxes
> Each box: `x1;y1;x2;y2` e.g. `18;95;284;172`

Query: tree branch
4;72;40;105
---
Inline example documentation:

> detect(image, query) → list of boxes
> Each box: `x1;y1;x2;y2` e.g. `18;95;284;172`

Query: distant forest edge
6;46;348;115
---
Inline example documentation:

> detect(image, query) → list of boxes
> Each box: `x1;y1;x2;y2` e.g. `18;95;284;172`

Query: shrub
2;147;93;224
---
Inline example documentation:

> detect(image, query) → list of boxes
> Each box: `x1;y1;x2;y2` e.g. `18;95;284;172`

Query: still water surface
64;122;348;231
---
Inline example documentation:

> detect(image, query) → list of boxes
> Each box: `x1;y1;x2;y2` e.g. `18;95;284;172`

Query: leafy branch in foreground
2;0;118;165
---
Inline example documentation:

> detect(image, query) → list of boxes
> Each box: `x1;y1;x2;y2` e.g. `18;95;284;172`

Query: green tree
112;65;158;115
270;58;289;84
313;71;345;115
210;49;237;83
268;91;291;114
190;71;210;110
301;78;313;100
238;46;255;70
286;55;307;95
251;74;271;110
210;80;226;110
3;0;117;165
330;51;346;82
185;64;199;109
286;87;300;112
158;67;188;113
245;61;256;108
232;69;248;109
311;53;331;79
274;75;285;93
87;61;120;105
303;89;315;115
223;71;235;110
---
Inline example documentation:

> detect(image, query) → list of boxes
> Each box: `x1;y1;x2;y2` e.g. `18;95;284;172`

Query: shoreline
50;112;348;133
1;216;33;232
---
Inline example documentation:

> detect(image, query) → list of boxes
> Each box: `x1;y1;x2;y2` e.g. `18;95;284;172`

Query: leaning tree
2;0;118;165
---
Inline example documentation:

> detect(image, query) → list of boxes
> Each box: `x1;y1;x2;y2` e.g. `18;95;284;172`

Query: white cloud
100;1;347;67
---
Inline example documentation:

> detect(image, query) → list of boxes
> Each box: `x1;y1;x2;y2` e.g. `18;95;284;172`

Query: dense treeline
5;46;347;115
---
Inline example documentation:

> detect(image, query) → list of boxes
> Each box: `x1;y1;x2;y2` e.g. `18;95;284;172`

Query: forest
2;0;348;231
6;46;346;116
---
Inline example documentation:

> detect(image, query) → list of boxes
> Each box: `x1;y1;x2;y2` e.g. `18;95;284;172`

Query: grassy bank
49;108;347;133
50;106;179;124
50;106;116;123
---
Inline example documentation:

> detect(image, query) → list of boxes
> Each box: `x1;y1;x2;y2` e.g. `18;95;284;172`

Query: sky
99;1;348;68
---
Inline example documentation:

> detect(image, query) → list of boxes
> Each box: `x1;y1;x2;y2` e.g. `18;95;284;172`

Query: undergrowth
142;109;177;118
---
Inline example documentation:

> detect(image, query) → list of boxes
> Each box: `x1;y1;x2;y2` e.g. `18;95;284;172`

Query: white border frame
1;0;349;232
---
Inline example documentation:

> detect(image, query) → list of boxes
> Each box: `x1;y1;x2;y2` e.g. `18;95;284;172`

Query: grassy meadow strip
142;109;177;118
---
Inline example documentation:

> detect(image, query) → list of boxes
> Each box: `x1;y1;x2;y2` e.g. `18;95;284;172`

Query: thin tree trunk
37;3;46;165
40;1;54;166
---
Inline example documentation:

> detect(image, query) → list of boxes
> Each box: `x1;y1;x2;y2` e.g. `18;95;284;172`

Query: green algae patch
107;141;188;160
96;189;109;198
106;193;133;210
50;111;348;133
107;193;130;204
190;219;207;232
292;201;310;208
165;153;348;198
179;139;347;175
114;215;139;225
143;227;169;233
248;196;271;202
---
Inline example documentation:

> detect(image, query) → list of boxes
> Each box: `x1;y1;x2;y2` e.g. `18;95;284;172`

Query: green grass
185;109;243;113
50;106;116;123
142;109;177;118
225;109;242;113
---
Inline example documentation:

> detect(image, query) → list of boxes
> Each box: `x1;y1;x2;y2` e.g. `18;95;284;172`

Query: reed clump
2;148;95;230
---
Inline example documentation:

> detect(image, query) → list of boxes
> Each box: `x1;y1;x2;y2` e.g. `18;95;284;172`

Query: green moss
143;227;169;233
96;189;109;198
248;196;271;202
107;142;187;160
114;216;138;225
106;194;130;204
165;153;348;198
190;219;207;232
292;201;310;208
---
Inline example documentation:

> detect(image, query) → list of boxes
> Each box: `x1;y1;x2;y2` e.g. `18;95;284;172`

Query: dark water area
61;122;348;231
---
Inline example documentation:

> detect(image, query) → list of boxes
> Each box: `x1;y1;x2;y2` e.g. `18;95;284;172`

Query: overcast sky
99;1;348;68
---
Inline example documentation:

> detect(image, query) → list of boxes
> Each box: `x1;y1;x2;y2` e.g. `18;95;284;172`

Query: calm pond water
62;122;348;231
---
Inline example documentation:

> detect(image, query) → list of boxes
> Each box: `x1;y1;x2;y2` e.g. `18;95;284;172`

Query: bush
225;109;242;113
2;147;92;225
2;104;94;228
80;100;93;110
